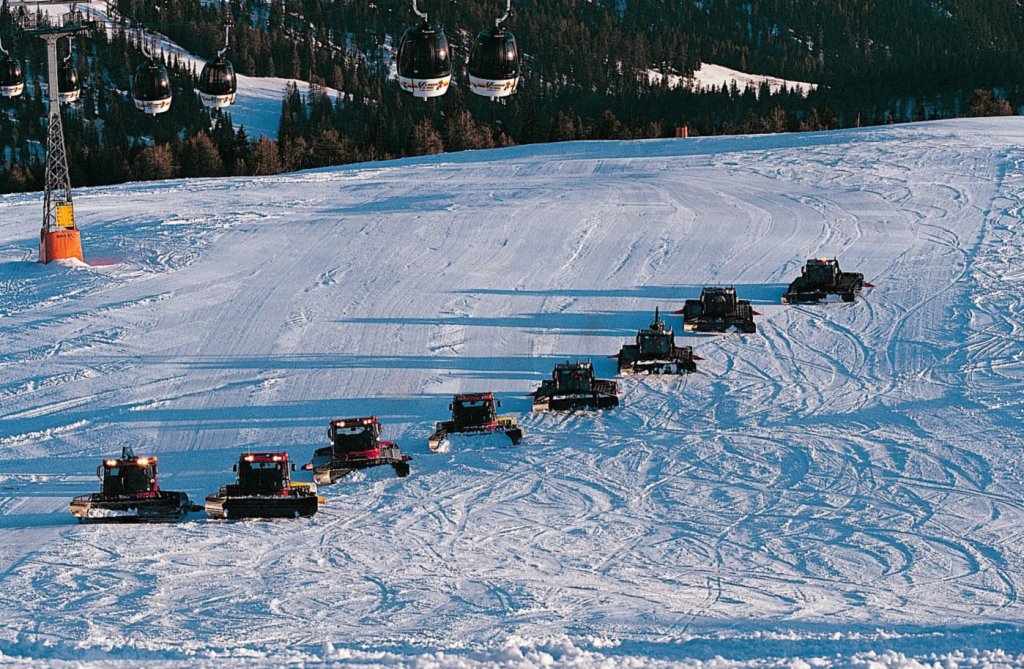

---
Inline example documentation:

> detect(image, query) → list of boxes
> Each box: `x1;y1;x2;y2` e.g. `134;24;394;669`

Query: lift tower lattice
16;4;90;262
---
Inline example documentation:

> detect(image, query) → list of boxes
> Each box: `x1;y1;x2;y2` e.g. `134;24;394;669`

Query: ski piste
1;119;1024;665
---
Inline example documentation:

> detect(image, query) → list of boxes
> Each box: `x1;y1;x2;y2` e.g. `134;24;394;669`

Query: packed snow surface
1;119;1024;666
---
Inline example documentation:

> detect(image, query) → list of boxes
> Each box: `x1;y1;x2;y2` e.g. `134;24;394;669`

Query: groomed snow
1;119;1023;666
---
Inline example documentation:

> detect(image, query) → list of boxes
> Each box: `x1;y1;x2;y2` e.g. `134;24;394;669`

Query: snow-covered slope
646;62;817;95
1;119;1023;667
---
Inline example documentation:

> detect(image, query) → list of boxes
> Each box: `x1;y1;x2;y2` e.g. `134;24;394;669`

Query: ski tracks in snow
2;121;1024;663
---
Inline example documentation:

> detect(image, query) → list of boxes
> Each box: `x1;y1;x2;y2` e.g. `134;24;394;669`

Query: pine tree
180;133;225;177
968;89;1014;117
132;144;178;181
443;111;494;152
249;137;283;175
410;119;443;155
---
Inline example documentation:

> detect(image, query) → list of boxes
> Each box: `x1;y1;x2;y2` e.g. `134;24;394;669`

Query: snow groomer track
0;118;1023;666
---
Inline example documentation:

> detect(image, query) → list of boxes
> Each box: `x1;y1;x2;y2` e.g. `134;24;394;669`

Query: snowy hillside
43;0;341;140
646;63;817;95
1;119;1024;667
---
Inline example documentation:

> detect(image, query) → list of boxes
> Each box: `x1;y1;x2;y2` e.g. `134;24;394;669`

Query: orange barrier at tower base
40;228;84;264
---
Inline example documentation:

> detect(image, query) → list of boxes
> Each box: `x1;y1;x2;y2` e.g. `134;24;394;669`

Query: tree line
1;0;1022;192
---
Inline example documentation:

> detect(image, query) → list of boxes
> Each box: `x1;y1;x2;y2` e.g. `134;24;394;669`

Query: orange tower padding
40;228;83;263
40;202;83;263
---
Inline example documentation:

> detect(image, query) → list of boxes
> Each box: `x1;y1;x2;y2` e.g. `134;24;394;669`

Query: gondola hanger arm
496;0;511;27
217;24;230;58
411;0;428;22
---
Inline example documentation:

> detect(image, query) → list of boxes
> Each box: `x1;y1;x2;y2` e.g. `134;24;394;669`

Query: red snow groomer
428;392;524;451
205;452;319;520
304;416;411;484
69;448;194;523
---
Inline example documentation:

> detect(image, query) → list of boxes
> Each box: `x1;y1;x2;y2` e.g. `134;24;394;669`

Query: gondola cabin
0;53;24;97
397;21;451;98
468;25;519;99
58;59;80;103
133;59;172;114
199;55;236;108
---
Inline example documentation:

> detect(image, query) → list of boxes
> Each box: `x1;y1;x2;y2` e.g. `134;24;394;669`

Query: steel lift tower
13;4;90;262
31;8;89;262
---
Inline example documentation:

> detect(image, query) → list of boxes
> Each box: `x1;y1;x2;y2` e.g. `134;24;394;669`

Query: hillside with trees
1;0;1021;192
